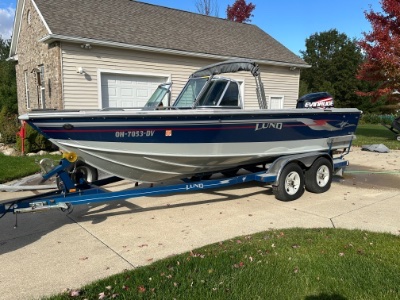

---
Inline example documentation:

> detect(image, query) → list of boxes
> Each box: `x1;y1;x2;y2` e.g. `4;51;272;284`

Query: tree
0;36;17;113
195;0;219;17
226;0;255;23
357;0;400;103
300;29;366;108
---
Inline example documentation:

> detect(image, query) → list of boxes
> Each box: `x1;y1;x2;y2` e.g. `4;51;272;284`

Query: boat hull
21;108;361;182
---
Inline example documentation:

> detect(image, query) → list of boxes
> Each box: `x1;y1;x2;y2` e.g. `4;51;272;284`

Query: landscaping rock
26;152;37;156
3;147;18;156
50;150;62;155
37;150;49;156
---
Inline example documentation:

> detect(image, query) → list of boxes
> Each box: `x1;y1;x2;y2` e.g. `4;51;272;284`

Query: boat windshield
173;77;208;108
143;83;171;110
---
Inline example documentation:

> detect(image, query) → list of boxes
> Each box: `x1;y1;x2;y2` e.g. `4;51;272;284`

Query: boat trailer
0;150;350;225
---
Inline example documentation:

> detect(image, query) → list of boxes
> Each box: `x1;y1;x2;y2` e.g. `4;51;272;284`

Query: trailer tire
72;163;98;184
221;169;239;177
190;174;212;181
56;161;98;189
397;135;400;141
305;157;332;193
273;163;305;201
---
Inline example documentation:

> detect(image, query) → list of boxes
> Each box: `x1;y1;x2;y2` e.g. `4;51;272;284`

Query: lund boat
19;60;361;182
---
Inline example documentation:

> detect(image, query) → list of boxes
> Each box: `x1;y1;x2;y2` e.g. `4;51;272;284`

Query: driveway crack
67;215;136;268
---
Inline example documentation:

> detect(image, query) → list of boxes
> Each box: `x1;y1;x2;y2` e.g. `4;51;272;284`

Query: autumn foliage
226;0;255;23
357;0;400;102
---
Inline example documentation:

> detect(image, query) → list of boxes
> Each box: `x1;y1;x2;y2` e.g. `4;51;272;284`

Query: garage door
101;73;167;108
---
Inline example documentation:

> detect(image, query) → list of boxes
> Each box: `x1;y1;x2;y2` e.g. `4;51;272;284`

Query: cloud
0;7;15;40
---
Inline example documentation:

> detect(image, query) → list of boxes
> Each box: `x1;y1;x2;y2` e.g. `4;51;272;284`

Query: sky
0;0;383;55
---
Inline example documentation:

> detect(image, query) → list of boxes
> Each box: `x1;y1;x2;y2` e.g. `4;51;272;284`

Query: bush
16;122;54;153
0;107;19;144
360;113;397;125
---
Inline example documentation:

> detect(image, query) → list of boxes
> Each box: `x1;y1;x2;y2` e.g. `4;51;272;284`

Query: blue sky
0;0;382;55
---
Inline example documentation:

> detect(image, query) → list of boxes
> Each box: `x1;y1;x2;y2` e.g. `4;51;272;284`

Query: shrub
0;107;19;144
360;113;397;125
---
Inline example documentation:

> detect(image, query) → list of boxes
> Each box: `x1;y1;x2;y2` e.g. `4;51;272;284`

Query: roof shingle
35;0;306;66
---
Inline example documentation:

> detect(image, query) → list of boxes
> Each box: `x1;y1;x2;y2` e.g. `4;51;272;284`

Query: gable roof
11;0;308;67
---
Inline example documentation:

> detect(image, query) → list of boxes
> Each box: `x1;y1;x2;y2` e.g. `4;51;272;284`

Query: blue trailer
0;146;350;226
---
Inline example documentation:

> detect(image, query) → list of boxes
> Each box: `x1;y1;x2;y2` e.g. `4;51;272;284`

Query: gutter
39;34;311;69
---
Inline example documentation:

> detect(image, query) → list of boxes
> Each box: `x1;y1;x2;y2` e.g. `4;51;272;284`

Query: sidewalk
0;148;399;300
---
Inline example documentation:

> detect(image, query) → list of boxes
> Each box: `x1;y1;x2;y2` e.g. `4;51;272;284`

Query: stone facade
15;0;62;115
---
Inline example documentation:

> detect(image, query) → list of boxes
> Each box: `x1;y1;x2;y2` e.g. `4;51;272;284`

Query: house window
38;65;45;109
24;71;30;109
269;95;284;109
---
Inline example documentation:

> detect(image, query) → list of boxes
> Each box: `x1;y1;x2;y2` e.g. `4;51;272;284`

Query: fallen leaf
70;290;80;297
79;256;89;261
98;292;106;299
339;252;345;257
137;285;146;293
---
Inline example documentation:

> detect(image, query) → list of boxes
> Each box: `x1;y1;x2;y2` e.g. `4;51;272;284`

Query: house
9;0;308;115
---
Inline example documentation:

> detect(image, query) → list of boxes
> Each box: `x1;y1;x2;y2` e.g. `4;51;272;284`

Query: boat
19;60;361;183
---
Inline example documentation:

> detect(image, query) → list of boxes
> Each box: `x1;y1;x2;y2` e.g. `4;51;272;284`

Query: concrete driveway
0;148;399;300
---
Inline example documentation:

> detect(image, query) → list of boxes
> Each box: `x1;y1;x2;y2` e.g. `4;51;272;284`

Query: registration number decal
115;130;155;138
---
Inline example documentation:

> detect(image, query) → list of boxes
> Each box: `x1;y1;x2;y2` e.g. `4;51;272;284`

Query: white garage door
101;73;167;108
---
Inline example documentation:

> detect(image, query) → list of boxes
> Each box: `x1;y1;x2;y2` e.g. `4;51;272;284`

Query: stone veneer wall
15;0;62;115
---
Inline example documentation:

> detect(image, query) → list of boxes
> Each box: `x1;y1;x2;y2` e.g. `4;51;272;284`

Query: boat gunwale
19;108;362;121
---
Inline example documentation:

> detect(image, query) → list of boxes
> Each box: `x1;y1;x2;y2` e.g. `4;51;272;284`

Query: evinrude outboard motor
296;92;334;109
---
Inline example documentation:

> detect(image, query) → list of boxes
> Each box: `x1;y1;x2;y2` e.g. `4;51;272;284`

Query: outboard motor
296;92;334;109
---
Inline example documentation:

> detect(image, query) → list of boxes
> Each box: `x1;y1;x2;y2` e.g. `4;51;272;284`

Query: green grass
0;153;61;183
45;228;400;300
354;124;400;150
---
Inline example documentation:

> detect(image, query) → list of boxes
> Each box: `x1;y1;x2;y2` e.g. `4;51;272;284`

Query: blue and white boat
19;60;361;182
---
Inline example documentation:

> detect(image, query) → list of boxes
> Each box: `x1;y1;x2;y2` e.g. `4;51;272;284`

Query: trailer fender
270;152;332;187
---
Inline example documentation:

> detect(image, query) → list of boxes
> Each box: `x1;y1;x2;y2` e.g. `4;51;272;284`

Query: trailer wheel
56;161;98;189
305;157;332;193
273;163;305;201
190;174;212;181
72;163;98;184
397;135;400;141
221;169;239;177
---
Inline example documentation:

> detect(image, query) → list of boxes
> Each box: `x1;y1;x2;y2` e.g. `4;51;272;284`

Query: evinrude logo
255;122;283;131
305;99;333;108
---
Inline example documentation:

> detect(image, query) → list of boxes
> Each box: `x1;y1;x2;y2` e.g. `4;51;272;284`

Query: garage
101;73;168;108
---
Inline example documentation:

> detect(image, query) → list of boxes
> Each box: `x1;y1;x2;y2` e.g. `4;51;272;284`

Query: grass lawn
45;228;400;300
0;153;61;184
354;124;400;150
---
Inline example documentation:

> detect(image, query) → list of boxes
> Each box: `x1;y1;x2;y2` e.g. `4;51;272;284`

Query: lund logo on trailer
186;183;204;190
255;122;283;131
